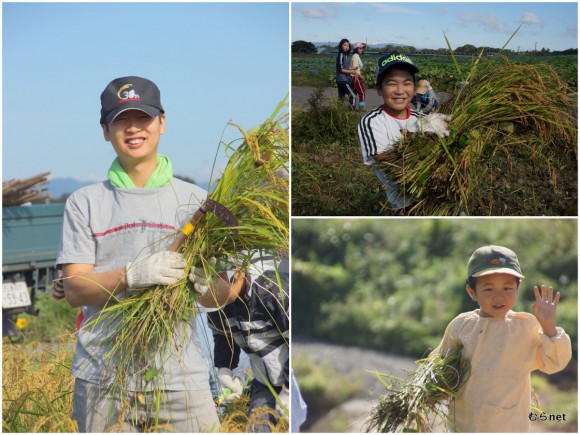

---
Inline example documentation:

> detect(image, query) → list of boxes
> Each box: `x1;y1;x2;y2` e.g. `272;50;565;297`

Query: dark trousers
336;81;356;106
248;380;283;433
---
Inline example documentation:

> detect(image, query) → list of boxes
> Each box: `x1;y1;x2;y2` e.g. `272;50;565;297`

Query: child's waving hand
532;285;560;337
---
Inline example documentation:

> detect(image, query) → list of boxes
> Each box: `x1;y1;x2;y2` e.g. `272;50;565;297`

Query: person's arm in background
207;306;245;399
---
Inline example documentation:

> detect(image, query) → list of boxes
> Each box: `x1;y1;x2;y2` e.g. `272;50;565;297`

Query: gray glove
217;367;244;400
126;251;186;289
188;257;217;296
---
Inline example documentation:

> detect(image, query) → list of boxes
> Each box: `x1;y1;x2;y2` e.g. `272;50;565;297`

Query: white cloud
300;5;339;20
520;12;544;27
458;11;507;33
371;4;422;15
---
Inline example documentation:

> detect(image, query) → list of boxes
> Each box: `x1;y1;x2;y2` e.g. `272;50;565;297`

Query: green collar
108;154;173;189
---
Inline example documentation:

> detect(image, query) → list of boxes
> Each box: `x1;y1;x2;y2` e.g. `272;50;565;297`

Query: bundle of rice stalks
379;55;577;216
365;347;469;433
82;97;288;406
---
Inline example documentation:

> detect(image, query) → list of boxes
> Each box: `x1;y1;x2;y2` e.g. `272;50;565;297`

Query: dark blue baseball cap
100;76;164;125
375;51;419;85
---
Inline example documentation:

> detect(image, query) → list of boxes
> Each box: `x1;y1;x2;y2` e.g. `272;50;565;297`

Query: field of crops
291;54;578;216
292;53;578;91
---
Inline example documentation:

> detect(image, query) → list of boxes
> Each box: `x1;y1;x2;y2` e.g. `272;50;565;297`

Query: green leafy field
292;53;578;90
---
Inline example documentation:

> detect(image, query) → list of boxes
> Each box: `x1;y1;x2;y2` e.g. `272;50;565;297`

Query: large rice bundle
379;56;577;216
365;347;469;433
82;97;289;417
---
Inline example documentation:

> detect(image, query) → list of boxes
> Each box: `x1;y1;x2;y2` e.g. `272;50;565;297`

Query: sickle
169;199;239;252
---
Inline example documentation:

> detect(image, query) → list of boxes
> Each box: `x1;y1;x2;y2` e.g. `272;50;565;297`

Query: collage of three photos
2;1;578;433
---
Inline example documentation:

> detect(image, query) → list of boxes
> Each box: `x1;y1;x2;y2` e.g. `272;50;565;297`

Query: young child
431;245;572;432
335;38;357;109
357;51;450;214
350;42;366;112
410;79;439;114
205;253;289;432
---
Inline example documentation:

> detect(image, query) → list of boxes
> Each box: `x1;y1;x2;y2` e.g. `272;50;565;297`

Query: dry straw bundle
366;347;469;433
380;52;577;216
82;98;289;416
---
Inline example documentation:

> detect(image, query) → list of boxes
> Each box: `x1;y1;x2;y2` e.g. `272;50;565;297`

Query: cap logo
381;53;414;67
117;83;140;103
490;257;508;265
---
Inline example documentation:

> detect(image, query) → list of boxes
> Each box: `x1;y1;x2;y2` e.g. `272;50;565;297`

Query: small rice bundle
365;347;469;433
379;56;577;216
85;97;289;402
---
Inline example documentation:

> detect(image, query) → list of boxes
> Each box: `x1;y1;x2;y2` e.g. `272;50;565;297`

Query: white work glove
421;113;451;138
126;251;186;289
217;367;245;400
188;257;217;297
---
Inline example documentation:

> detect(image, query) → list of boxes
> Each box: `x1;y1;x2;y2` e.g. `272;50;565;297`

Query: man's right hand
217;367;245;400
126;251;187;289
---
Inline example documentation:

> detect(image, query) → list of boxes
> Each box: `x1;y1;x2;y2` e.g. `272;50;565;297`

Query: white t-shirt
57;178;211;392
358;106;422;165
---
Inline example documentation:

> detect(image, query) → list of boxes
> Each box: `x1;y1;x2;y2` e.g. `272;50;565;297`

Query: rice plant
379;44;577;216
78;97;289;423
2;338;78;432
365;347;469;433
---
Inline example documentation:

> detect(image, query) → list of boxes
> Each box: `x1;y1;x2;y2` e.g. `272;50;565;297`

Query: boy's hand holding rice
188;256;217;296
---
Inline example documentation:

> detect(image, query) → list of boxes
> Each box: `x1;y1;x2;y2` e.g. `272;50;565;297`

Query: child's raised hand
532;285;560;337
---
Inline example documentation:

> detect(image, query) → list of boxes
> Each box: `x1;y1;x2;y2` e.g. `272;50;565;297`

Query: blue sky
292;2;578;51
3;2;289;186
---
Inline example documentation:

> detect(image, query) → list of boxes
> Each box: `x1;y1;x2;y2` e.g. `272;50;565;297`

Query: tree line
292;40;578;56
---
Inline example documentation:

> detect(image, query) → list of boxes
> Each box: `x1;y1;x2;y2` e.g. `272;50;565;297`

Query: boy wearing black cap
430;245;571;432
57;76;227;432
358;51;450;214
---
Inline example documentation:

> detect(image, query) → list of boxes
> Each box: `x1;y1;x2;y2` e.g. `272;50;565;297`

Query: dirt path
293;339;417;433
291;86;451;112
291;86;384;111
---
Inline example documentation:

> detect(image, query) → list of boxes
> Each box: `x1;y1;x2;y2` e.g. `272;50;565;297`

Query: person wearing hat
357;51;451;215
57;76;237;432
410;79;439;114
350;42;367;112
429;245;571;432
335;38;357;109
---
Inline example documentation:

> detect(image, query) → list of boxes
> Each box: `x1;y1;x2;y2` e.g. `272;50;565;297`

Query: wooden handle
168;208;206;252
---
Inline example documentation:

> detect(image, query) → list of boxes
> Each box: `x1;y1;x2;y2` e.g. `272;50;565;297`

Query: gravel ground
292;339;417;433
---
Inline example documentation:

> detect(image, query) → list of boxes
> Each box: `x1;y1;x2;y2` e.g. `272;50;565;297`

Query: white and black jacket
207;254;289;387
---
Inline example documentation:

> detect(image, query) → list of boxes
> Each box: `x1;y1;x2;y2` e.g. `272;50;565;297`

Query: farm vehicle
2;202;65;338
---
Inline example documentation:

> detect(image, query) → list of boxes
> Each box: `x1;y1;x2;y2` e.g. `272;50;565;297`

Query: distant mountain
47;178;95;199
